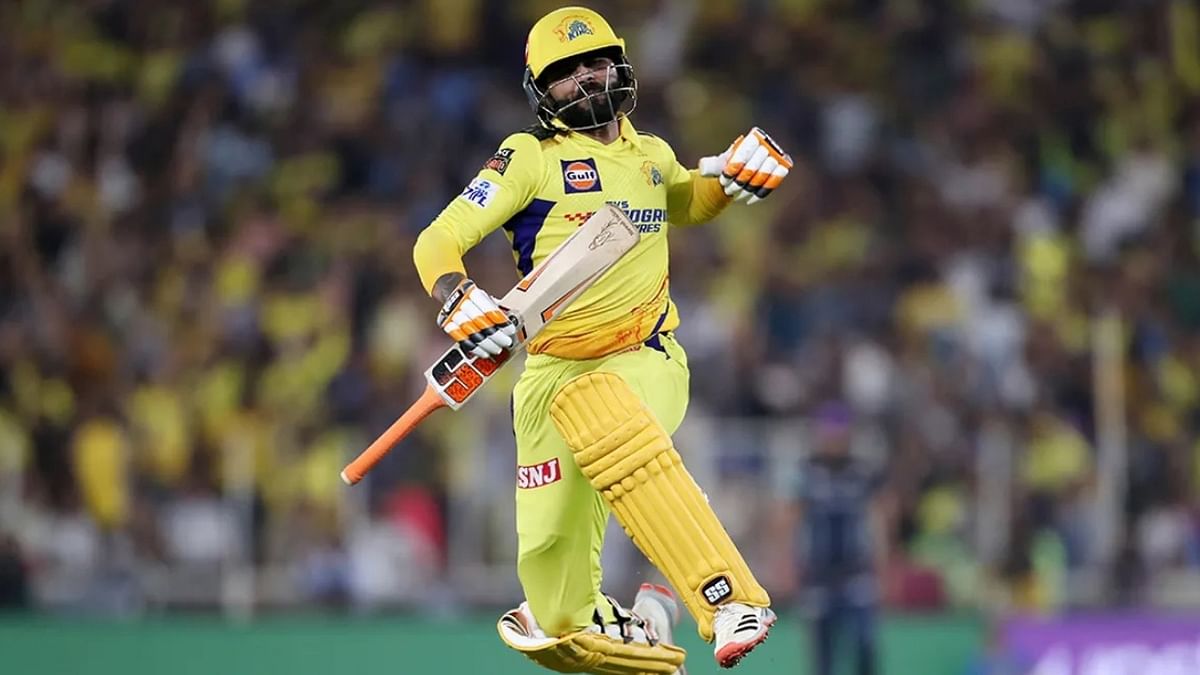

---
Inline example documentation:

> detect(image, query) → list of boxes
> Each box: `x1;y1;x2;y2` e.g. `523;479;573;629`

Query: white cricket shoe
712;603;776;668
632;583;687;675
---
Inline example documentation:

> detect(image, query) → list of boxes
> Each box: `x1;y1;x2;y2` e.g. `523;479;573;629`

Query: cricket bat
340;204;640;485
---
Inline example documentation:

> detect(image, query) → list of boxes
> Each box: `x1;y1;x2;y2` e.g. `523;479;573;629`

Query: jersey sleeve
412;132;545;295
651;136;732;226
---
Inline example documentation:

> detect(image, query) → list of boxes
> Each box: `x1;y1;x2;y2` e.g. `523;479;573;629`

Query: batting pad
550;372;770;642
497;607;686;674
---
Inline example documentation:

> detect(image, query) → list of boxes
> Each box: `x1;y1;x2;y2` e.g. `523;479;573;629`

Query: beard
555;89;628;129
545;68;635;130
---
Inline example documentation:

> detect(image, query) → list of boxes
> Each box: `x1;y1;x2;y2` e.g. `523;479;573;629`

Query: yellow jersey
413;117;730;359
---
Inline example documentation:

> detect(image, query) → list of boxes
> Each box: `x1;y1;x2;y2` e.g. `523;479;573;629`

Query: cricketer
411;6;794;673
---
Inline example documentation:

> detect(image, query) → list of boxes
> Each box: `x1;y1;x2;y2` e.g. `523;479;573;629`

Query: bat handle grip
340;385;446;485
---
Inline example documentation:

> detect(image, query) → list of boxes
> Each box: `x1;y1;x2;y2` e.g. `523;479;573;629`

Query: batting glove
437;278;517;358
698;127;794;204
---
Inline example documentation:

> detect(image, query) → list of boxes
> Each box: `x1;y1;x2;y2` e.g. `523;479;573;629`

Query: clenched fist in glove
436;277;517;358
698;127;794;204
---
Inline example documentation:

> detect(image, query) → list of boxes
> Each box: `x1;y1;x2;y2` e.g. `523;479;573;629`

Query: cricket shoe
632;583;688;675
712;603;776;668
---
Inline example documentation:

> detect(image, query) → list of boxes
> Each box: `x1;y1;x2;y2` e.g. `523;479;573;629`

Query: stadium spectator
0;0;1197;616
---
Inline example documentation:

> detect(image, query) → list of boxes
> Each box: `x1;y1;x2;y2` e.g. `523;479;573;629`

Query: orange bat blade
340;385;447;485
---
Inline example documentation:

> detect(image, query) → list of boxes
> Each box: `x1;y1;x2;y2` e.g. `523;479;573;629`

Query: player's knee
550;372;641;440
550;372;668;490
520;576;585;636
516;534;591;636
525;600;581;638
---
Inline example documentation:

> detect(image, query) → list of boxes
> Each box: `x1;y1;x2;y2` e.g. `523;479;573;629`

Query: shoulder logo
460;177;499;208
641;161;663;187
484;147;515;175
554;17;595;42
561;158;602;193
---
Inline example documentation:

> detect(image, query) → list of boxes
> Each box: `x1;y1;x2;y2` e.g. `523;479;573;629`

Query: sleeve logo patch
561;158;602;193
460;177;498;208
483;148;515;175
517;458;562;489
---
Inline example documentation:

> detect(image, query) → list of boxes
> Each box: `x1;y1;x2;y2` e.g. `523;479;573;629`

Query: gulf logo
561;158;602;193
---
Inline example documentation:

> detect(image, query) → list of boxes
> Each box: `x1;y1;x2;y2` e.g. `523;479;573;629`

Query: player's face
544;55;618;110
817;428;851;458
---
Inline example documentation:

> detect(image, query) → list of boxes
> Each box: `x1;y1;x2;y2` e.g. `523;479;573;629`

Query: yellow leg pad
497;610;686;674
550;372;770;642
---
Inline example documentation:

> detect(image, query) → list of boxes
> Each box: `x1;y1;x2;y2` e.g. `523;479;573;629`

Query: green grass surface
0;611;981;675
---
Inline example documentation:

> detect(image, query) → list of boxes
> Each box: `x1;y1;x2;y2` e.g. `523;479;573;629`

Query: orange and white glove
436;278;517;358
698;127;794;204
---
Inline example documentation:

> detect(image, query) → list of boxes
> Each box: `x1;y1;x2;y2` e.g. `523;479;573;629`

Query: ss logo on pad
702;576;733;605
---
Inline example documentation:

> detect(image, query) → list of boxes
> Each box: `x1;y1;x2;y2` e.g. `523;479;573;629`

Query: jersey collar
617;117;643;150
549;116;643;151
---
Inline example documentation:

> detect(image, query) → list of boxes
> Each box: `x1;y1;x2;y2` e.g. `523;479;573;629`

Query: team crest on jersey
483;148;514;176
561;158;602;193
554;17;595;42
641;161;663;187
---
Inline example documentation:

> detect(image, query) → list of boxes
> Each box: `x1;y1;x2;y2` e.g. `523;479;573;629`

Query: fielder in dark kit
781;402;893;675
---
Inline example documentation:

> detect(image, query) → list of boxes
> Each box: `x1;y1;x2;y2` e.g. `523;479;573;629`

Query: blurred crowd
2;0;1200;616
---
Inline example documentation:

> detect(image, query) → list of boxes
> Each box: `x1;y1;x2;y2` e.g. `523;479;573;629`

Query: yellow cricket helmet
525;6;625;82
522;6;638;131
